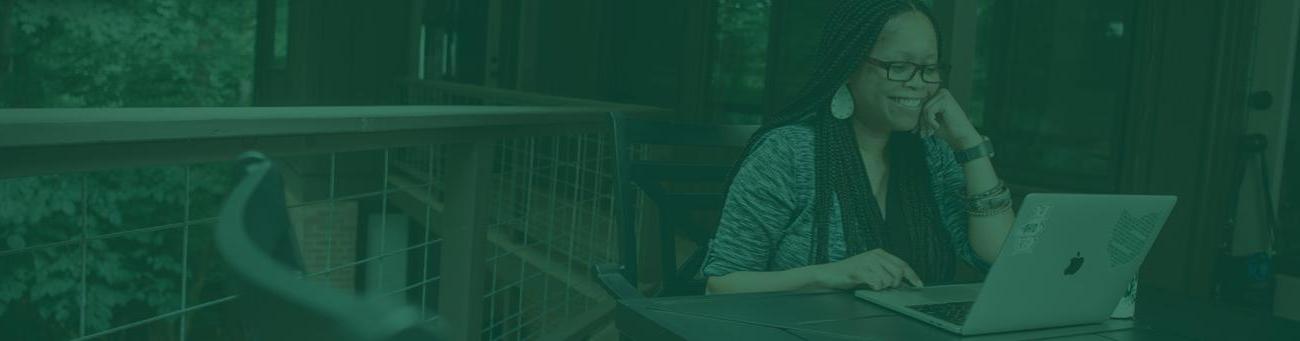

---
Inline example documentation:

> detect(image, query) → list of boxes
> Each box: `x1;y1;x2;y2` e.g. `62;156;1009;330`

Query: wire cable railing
1;89;666;340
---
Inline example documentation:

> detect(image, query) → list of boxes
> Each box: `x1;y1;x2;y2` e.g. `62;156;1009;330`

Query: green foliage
711;0;771;124
1;166;237;339
2;0;256;107
0;0;254;339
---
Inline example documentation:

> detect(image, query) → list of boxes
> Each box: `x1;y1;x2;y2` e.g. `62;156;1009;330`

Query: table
615;289;1300;340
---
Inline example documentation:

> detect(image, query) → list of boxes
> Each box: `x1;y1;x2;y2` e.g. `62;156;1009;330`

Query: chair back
609;112;759;296
214;151;441;341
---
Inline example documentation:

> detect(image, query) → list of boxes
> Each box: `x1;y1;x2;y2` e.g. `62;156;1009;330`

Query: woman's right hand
811;249;924;291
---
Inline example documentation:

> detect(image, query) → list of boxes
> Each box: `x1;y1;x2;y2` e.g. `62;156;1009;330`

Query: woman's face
847;11;941;132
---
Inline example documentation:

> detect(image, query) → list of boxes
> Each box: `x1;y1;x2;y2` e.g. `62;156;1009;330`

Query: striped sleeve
925;136;992;272
701;128;802;278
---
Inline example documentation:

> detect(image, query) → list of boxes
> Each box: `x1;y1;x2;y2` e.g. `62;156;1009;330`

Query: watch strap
954;136;994;164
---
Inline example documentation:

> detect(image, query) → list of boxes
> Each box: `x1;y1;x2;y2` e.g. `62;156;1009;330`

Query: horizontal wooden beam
0;122;605;179
409;80;670;114
537;301;616;341
484;228;610;302
0;105;638;149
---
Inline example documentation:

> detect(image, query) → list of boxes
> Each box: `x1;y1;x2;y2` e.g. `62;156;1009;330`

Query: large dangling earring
831;84;854;120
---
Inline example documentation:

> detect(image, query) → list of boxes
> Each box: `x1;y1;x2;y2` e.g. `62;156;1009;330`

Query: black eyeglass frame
864;57;949;84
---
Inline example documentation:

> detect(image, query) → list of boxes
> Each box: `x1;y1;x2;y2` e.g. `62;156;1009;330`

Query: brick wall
289;200;360;292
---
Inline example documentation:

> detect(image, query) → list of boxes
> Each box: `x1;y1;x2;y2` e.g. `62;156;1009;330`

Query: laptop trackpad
856;283;982;306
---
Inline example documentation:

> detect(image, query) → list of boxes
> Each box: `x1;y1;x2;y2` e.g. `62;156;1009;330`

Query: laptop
855;193;1177;336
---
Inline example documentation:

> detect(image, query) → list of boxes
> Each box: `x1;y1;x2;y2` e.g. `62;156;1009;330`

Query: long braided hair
737;0;956;282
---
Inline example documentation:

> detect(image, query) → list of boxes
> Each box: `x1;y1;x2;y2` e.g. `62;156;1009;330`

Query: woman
703;0;1016;294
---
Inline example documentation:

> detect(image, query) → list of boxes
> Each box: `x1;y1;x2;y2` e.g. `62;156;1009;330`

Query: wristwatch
953;136;995;164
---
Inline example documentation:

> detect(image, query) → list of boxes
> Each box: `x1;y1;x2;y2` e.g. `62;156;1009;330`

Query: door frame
1230;0;1299;258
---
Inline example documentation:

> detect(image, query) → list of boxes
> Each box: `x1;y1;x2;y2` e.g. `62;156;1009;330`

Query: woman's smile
889;96;924;110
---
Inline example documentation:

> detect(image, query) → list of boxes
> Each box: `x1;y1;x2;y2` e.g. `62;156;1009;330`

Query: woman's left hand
917;88;984;150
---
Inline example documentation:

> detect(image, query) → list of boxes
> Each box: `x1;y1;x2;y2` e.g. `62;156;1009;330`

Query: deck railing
0;83;669;340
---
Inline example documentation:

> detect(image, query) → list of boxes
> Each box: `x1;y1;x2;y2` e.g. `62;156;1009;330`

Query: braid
738;0;936;151
730;0;957;281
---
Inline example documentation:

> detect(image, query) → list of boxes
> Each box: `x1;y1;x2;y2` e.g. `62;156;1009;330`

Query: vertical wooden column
515;0;540;91
253;0;278;105
484;0;503;87
931;0;978;106
408;0;428;81
678;0;719;122
761;0;834;115
437;141;494;341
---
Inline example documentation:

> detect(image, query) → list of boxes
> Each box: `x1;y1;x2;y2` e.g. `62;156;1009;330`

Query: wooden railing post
438;141;494;340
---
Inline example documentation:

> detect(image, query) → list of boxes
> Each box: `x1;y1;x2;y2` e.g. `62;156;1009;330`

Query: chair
214;151;442;341
594;112;759;298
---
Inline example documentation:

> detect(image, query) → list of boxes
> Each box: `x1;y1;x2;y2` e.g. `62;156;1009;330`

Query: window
710;0;772;124
969;0;1137;192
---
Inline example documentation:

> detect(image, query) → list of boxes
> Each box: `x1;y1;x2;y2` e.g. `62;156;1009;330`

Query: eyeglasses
865;58;948;84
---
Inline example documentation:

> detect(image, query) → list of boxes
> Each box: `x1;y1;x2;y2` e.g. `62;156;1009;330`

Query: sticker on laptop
1107;210;1161;268
1031;204;1052;220
1011;235;1037;256
1010;204;1053;256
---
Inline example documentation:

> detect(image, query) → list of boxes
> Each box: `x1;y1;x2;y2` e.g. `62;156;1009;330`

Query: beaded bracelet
967;180;1007;200
967;193;1013;216
966;181;1013;217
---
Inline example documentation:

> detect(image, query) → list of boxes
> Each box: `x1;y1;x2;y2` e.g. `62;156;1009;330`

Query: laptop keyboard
907;301;974;326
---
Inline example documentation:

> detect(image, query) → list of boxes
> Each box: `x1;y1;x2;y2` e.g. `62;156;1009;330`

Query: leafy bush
0;0;254;339
2;0;255;107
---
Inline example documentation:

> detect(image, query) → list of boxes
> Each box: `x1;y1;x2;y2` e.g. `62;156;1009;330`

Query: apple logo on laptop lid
1065;252;1085;275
